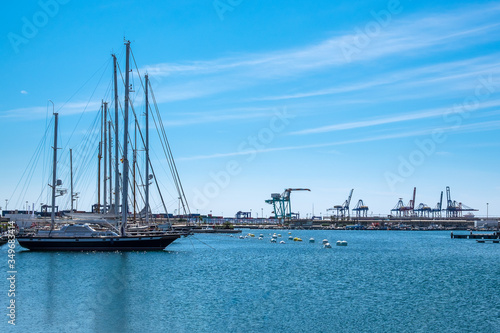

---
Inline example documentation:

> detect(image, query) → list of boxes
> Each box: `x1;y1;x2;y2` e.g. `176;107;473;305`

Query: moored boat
16;40;190;251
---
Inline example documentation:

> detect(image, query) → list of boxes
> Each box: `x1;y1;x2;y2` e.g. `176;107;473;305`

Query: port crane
391;187;416;217
328;189;354;219
402;187;417;216
431;191;443;218
391;198;405;217
445;186;477;217
235;211;251;219
414;203;431;217
352;199;369;218
265;188;311;220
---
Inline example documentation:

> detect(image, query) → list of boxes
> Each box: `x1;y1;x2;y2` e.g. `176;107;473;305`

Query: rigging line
66;112;101;209
67;110;101;209
146;92;182;201
190;235;216;250
148;93;188;215
149;106;179;215
55;57;112;113
61;60;112;154
149;82;191;216
10;117;54;207
149;154;170;220
149;145;176;199
120;49;175;218
41;101;50;200
130;47;176;214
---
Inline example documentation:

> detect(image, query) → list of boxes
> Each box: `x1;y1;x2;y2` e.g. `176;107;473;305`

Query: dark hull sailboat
16;40;191;251
17;234;181;251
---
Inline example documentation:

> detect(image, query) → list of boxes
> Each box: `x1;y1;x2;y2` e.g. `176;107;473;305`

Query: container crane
328;189;354;219
352;199;369;218
414;203;431;217
402;187;417;216
265;188;311;220
390;187;416;217
391;198;405;217
445;186;477;217
431;191;443;218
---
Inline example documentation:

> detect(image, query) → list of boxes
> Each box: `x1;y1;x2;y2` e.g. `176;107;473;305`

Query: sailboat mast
51;111;58;227
103;102;108;214
121;40;131;235
133;121;137;221
113;54;120;215
145;74;150;224
109;121;113;212
70;148;73;212
97;102;103;213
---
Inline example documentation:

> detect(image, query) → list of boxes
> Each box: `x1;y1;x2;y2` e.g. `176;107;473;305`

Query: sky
1;0;499;218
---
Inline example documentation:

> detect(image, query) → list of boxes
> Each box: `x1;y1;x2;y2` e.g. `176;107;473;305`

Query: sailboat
17;40;190;251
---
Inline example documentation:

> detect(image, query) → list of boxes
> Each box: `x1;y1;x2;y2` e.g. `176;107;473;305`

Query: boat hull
17;234;181;251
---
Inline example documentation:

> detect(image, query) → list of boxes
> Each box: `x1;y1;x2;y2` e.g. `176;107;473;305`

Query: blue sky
1;0;499;217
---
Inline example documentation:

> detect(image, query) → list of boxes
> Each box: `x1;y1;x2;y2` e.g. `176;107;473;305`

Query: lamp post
486;203;489;219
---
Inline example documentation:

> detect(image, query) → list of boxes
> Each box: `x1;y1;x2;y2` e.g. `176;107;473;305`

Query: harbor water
2;230;499;332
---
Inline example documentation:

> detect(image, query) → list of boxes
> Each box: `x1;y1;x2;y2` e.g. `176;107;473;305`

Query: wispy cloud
20;90;28;95
289;99;500;135
179;120;500;161
0;101;101;120
163;107;277;127
140;2;500;103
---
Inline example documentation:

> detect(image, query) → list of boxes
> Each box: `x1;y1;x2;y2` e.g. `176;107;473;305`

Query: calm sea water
1;230;499;333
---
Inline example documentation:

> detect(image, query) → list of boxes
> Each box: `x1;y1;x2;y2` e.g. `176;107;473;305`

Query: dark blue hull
17;234;181;251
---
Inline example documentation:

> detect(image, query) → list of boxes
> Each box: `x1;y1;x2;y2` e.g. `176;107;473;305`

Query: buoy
309;238;315;243
324;242;332;248
258;237;263;240
288;232;292;235
278;234;282;237
280;240;286;244
293;237;302;242
260;234;264;238
270;238;277;243
336;240;348;246
272;233;277;238
239;235;244;239
229;235;234;238
249;233;255;237
288;236;293;240
322;239;329;245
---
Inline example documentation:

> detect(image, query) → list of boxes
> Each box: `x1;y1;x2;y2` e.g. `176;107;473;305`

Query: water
1;230;499;333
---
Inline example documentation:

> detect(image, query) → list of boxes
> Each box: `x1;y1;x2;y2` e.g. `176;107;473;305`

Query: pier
451;231;500;239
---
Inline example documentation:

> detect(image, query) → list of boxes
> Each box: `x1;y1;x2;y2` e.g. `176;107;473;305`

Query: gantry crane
391;198;405;217
391;187;416;217
431;191;443;218
328;189;354;219
402;187;417;216
352;199;369;218
265;188;311;220
445;186;477;217
414;203;431;217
